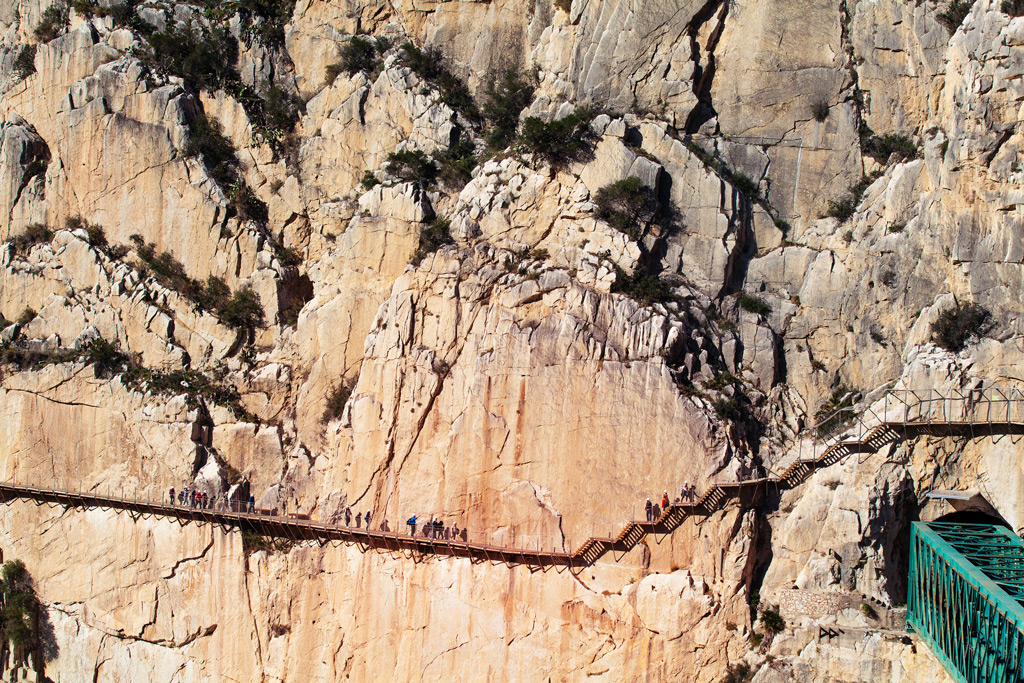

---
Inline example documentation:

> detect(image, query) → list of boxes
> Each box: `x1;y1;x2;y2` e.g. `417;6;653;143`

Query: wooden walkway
2;414;1023;568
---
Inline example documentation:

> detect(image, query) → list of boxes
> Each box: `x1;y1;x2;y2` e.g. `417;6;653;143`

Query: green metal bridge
908;521;1024;683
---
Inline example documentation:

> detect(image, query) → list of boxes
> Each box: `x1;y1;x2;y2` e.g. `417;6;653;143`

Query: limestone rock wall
3;0;1024;681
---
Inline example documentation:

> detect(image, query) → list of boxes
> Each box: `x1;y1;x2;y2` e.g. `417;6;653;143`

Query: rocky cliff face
0;0;1021;680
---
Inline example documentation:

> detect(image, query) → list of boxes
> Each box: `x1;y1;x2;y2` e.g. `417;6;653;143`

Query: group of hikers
645;482;698;522
405;515;464;541
166;481;698;537
169;486;256;513
342;506;373;529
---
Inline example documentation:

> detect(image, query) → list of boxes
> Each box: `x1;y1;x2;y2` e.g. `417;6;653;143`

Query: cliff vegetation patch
938;0;976;33
411;217;454;266
4;223;52;256
34;2;69;42
13;46;36;80
519;108;598;167
931;302;992;352
593;177;658;240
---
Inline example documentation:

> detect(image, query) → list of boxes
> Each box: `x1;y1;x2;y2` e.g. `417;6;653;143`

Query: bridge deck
1;418;1021;568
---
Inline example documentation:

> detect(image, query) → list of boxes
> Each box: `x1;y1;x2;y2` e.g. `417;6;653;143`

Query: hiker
365;510;371;528
662;490;669;510
686;481;695;503
344;506;352;526
452;522;459;541
355;512;362;528
190;489;197;508
645;498;653;522
169;487;175;505
407;515;418;536
436;519;445;539
247;494;255;513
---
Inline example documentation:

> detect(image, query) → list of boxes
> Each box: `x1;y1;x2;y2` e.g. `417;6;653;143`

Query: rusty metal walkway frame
3;387;1024;569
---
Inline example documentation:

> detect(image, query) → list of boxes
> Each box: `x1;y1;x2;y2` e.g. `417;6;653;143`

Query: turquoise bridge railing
908;522;1024;683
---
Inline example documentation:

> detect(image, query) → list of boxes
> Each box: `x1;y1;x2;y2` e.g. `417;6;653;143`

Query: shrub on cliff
145;23;239;92
759;606;785;633
13;45;36;79
825;172;882;222
432;136;478;189
938;0;975;33
411;217;454;265
594;177;658;240
931;302;991;352
335;35;380;77
862;132;919;165
722;663;753;683
220;286;265;331
322;379;355;423
34;2;69;42
385;149;437;183
6;223;53;256
1;559;40;659
519;108;597;167
611;265;674;304
1004;0;1024;15
482;68;535;150
399;42;480;121
737;293;771;317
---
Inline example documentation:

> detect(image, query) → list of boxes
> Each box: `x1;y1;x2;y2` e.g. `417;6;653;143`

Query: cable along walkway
3;387;1024;569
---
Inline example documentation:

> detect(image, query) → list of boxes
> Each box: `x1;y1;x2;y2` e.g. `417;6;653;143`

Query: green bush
262;86;304;134
6;223;53;255
759;606;785;633
433;137;478;188
1;560;40;651
861;602;878;619
593;177;658;240
723;663;754;683
34;2;69;42
411;217;454;265
863;133;919;165
938;0;975;32
144;23;239;92
811;99;830;122
236;0;296;49
196;275;231;313
738;292;771;316
386;149;437;183
220;286;265;331
713;396;742;421
825;172;882;222
13;45;36;79
184;111;238;186
482;68;535;150
519;109;597;167
611;265;675;304
16;307;37;325
729;172;761;201
322;379;355;423
931;302;991;352
399;42;480;121
360;170;381;189
336;35;380;76
83;338;129;377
